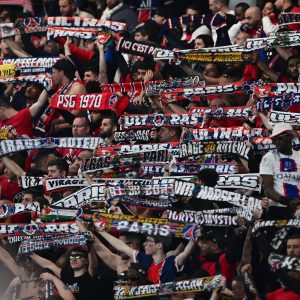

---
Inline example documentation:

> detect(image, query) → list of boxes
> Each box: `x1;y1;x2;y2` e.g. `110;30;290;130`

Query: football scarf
173;51;255;64
256;94;300;112
0;63;15;77
119;112;205;130
116;37;174;59
269;253;300;272
254;82;300;97
166;209;238;226
162;14;227;32
178;140;251;160
50;93;122;110
80;150;169;173
0;221;79;237
2;57;60;75
0;74;52;90
99;76;203;95
142;162;239;175
0;137;102;155
94;213;200;240
190;106;254;118
20;176;43;189
18;233;88;255
54;184;106;208
114;275;222;299
278;13;300;28
253;137;300;153
268;110;300;125
45;178;87;192
114;130;151;142
120;196;172;209
161;81;261;102
152;174;261;192
183;127;265;142
47;26;99;40
0;203;39;219
252;219;300;232
173;180;262;221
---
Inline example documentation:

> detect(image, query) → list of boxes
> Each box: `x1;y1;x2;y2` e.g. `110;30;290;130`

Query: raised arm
175;240;196;268
98;231;135;259
97;42;108;84
29;253;61;277
29;89;49;118
0;243;23;277
2;156;26;177
40;272;75;300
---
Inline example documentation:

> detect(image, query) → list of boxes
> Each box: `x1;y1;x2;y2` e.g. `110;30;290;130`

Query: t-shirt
134;251;182;284
0;107;33;137
266;288;300;300
197;253;237;283
0;175;21;202
60;268;99;300
260;150;300;207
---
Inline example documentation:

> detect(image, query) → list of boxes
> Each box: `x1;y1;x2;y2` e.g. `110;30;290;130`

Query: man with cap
260;123;300;218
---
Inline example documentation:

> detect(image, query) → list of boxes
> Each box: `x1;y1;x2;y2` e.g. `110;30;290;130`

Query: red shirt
198;253;237;283
0;107;33;137
266;288;300;300
0;175;21;202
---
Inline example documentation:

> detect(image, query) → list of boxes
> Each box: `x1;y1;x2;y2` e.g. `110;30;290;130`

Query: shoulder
260;151;276;164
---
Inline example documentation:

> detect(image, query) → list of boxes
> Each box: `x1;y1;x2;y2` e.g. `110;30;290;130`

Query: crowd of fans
0;0;299;299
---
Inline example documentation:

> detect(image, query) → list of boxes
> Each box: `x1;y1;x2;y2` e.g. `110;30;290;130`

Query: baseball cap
189;25;211;43
270;123;294;139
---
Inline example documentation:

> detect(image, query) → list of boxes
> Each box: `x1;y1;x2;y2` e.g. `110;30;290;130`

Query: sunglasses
69;254;87;260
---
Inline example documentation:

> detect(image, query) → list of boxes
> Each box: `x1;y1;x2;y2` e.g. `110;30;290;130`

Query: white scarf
101;2;123;21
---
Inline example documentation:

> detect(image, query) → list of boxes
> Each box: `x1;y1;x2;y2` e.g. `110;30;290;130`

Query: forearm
99;45;108;84
257;60;278;82
52;277;76;300
2;156;26;177
30;89;49;118
98;231;134;258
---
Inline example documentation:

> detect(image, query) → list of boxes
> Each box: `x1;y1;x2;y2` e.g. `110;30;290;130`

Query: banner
269;253;300;272
114;275;222;299
268;110;300;125
174;180;262;220
0;137;102;155
184;127;265;142
0;64;15;77
54;184;106;208
2;57;60;75
18;233;87;255
178;141;251;160
94;213;200;240
119;112;204;130
256;94;300;112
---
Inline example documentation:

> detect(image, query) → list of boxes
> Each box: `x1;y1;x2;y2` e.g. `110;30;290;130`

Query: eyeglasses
144;239;156;244
69;254;86;260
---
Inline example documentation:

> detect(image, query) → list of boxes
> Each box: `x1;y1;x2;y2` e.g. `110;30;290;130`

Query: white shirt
260;150;300;207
